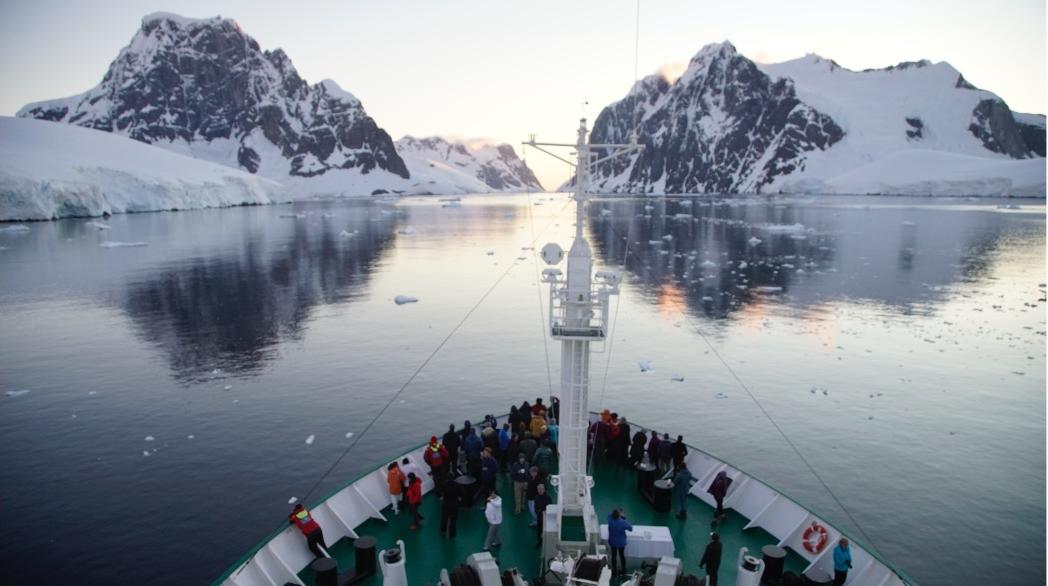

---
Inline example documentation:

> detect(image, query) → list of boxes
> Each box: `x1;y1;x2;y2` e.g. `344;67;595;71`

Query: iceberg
100;241;148;248
0;117;289;221
394;295;418;305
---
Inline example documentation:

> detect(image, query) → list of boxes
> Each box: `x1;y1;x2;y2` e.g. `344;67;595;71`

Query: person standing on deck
532;439;554;475
498;423;512;470
511;453;529;514
531;397;547;419
606;509;633;576
534;483;551;546
629;427;646;467
617;417;632;465
707;471;733;520
549;395;560;422
463;427;483;479
386;461;405;514
482;490;503;551
423;436;449;497
288;504;328;558
443;424;461;475
547;418;559;446
400;457;420;509
406;472;423;530
647;430;660;463
656;433;673;473
699;532;722;586
672;435;688;470
519;431;538;463
526;466;544;526
480;447;499;500
833;538;852;586
672;463;697;520
439;473;461;537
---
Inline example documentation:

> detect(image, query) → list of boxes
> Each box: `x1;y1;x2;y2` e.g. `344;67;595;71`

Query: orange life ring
802;522;829;554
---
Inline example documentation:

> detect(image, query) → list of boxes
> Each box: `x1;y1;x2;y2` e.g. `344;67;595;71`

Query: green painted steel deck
297;457;809;585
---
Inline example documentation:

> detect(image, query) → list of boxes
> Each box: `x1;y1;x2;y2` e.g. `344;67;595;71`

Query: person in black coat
617;417;632;465
707;471;733;518
699;532;723;586
443;424;461;474
440;474;461;537
533;483;551;545
629;429;647;467
671;435;688;470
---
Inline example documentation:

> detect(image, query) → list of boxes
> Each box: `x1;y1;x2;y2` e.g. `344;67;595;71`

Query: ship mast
526;120;642;550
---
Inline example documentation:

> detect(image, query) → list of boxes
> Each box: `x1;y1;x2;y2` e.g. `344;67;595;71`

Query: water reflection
587;196;1023;318
120;204;398;382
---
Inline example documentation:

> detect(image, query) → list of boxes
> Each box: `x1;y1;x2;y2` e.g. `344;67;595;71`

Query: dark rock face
968;99;1032;159
588;42;843;193
906;117;924;140
18;13;408;181
1016;121;1046;157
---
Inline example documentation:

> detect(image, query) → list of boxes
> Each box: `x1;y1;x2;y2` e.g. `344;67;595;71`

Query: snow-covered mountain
586;42;1045;196
17;12;408;196
395;136;543;194
0;116;288;221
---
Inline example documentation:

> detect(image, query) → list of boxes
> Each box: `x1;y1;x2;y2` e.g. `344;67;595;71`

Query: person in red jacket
288;504;327;558
423;436;450;497
406;472;423;529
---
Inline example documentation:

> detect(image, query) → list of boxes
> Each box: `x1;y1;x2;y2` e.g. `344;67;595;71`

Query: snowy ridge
585;42;1045;196
17;12;408;197
0;117;288;221
395;136;543;194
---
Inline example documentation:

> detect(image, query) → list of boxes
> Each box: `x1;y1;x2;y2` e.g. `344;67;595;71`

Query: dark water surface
0;194;1043;585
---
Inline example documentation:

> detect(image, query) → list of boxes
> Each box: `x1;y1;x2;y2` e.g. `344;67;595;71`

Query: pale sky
1;0;1044;189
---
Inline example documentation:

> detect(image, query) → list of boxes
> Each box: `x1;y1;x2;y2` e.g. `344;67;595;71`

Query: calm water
0;194;1043;585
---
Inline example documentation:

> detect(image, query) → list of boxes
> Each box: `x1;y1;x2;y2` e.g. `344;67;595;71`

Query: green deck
298;458;809;585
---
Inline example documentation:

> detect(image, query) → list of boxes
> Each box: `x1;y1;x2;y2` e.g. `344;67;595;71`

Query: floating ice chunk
279;213;306;219
442;201;462;208
638;360;654;373
714;393;728;400
901;221;916;226
5;389;31;397
755;286;783;293
702;296;713;302
661;234;673;241
187;434;195;440
394;295;418;305
600;209;612;216
0;225;30;233
322;213;336;219
100;240;148;248
211;368;221;375
305;435;315;445
338;229;356;239
223;385;232;391
88;391;97;395
143;451;152;457
398;227;415;235
145;436;155;441
738;261;748;269
345;431;354;438
648;240;661;245
671;375;685;382
701;260;717;268
288;496;299;505
86;221;111;230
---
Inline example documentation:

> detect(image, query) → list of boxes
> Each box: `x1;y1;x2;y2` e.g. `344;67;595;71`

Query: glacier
0;117;290;221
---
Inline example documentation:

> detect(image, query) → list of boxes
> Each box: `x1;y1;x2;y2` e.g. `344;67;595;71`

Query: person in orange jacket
386;461;405;514
288;504;327;558
406;472;423;529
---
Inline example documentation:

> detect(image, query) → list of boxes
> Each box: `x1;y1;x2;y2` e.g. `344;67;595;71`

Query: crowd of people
288;398;746;585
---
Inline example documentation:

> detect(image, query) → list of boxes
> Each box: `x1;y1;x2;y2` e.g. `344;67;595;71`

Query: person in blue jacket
606;508;633;576
832;538;852;586
672;463;696;520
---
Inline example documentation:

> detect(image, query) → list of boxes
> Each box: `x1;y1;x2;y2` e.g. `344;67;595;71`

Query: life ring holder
802;522;829;554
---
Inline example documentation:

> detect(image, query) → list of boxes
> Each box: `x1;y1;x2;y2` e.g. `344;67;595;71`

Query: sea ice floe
701;260;717;268
288;496;299;505
714;393;728;400
280;213;306;219
145;435;155;441
5;389;31;397
100;240;148;248
671;375;685;382
755;286;783;293
86;221;111;230
394;295;418;305
0;225;30;233
187;435;195;440
345;432;354;438
143;451;152;457
223;385;232;391
638;360;654;373
398;227;415;235
339;230;356;239
305;435;315;445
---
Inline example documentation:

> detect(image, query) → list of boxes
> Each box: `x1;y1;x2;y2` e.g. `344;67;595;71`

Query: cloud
657;60;688;83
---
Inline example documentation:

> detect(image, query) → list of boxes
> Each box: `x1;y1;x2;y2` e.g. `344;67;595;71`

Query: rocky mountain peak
19;12;408;187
